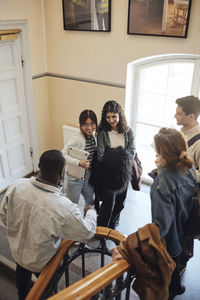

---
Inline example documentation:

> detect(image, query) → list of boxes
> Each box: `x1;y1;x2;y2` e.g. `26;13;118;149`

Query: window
125;54;200;183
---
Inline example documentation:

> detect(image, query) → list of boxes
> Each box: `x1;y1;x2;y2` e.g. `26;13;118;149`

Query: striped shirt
85;135;96;168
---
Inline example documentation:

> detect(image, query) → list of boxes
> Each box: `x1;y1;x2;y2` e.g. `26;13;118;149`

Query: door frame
0;20;39;171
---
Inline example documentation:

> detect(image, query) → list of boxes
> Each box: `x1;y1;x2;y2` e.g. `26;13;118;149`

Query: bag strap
187;134;200;148
191;166;200;206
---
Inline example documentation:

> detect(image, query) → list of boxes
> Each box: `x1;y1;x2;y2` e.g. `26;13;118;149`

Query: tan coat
117;223;176;300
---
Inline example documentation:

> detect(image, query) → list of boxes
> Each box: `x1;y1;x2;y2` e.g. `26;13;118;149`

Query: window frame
125;54;200;183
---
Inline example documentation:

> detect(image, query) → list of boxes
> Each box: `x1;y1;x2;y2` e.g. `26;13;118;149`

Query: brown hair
154;128;192;172
176;95;200;120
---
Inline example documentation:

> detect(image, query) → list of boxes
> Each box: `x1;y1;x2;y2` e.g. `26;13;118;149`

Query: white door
0;37;33;191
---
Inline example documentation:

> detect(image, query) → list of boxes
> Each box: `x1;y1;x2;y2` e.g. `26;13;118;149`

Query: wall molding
32;72;125;88
32;72;48;79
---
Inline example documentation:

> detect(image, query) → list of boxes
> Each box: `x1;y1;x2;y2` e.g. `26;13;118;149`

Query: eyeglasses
81;123;96;129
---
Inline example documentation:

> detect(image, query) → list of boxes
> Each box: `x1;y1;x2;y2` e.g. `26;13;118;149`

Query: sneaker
74;241;81;246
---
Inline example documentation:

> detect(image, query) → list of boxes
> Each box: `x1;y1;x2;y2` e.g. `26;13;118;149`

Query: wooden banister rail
48;259;130;300
26;227;127;300
25;239;74;300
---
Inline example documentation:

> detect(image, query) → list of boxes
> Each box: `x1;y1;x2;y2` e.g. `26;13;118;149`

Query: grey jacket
97;128;136;161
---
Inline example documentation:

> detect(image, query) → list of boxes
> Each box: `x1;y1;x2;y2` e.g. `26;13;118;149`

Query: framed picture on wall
127;0;192;38
62;0;111;32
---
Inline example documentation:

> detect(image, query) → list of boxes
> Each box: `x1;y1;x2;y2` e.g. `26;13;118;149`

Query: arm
62;134;84;167
193;143;200;179
97;130;107;161
151;187;175;238
55;199;97;242
126;128;136;159
0;194;8;226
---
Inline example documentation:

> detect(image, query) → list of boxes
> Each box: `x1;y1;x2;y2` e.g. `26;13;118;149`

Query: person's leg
179;236;194;275
66;175;83;204
82;173;94;206
109;188;127;229
169;256;185;299
97;191;115;227
16;264;33;300
94;190;101;213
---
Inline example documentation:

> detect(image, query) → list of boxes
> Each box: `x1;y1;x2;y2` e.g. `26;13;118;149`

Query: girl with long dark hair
96;100;136;229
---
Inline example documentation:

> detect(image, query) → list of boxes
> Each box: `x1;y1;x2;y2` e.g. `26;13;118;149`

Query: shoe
74;241;81;246
109;217;120;230
169;285;186;299
109;222;119;230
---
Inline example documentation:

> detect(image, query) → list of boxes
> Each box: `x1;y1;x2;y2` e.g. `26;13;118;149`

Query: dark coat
89;146;132;195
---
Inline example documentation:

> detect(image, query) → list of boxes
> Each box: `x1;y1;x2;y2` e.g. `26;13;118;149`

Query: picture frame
62;0;111;32
127;0;192;38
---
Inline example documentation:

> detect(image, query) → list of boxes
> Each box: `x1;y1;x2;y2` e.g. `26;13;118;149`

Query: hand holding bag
184;168;200;239
131;153;143;191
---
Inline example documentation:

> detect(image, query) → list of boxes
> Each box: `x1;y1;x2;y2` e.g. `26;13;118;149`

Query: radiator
62;125;79;146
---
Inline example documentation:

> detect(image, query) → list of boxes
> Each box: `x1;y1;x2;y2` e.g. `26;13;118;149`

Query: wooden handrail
25;239;74;300
93;226;127;242
48;259;130;300
26;227;127;300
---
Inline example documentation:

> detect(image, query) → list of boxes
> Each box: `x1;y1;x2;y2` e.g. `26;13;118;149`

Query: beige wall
44;0;200;149
48;77;125;149
1;0;200;153
32;77;52;154
45;0;200;84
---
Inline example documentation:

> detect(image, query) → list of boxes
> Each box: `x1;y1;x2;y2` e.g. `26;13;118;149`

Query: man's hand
84;205;96;215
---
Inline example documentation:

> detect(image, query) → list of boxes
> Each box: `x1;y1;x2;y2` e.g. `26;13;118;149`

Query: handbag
131;153;143;191
184;168;200;239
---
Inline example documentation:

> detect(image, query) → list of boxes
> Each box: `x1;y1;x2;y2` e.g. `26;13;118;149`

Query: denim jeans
66;172;94;206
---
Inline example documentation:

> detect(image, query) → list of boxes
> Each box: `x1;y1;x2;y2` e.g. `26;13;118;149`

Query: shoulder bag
131;153;143;191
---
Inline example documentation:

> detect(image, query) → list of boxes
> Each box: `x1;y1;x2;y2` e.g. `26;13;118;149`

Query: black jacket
90;146;132;195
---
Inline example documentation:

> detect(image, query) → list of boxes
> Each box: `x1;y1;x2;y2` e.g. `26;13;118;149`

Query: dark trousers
97;188;127;228
169;256;182;297
179;236;194;267
16;264;39;300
